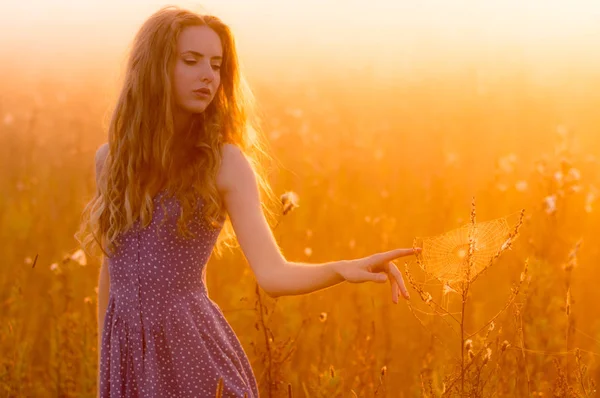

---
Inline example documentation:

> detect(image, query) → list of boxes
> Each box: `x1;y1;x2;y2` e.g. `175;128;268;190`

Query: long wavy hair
76;6;276;258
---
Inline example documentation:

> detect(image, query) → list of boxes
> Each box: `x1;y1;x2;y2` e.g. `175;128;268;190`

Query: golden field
0;57;599;397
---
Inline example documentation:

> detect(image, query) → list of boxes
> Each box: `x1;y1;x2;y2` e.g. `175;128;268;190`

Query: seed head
319;312;327;323
464;339;473;351
544;195;557;215
281;191;299;215
70;249;88;266
442;283;456;295
483;348;492;365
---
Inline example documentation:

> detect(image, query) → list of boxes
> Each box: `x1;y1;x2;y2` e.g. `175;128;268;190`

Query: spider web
414;216;516;285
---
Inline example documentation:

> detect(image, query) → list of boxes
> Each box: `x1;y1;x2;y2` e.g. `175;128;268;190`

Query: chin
191;106;209;114
186;100;213;114
182;105;208;114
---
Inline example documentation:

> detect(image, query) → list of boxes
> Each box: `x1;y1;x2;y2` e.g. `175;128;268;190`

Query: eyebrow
182;51;222;61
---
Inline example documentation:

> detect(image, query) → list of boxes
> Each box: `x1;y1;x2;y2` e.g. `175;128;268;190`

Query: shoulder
95;143;109;182
95;143;109;167
216;143;256;193
220;142;244;160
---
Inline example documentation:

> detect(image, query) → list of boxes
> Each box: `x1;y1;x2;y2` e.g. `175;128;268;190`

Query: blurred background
1;1;599;396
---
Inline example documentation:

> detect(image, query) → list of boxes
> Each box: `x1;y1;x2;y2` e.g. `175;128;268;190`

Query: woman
77;6;419;398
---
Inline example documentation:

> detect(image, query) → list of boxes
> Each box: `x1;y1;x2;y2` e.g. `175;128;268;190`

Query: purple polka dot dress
99;190;259;397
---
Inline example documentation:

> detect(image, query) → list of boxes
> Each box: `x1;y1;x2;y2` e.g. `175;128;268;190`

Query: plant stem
461;286;466;397
256;283;273;398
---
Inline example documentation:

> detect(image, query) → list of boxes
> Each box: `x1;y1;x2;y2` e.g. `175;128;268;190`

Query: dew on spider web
414;213;521;286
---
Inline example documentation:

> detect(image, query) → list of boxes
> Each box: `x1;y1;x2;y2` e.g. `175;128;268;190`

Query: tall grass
0;63;599;397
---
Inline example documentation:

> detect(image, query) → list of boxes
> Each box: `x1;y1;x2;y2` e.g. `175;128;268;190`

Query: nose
199;62;215;83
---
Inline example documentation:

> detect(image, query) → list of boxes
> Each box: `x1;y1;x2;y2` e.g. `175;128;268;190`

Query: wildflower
501;340;510;352
567;167;581;182
442;283;456;295
50;263;60;273
286;107;303;118
544;195;557;214
319;312;327;322
585;188;596;213
464;339;473;351
498;154;516;173
70;249;87;266
380;366;387;377
269;130;281;141
515;181;528;192
24;257;33;265
488;321;495;332
304;247;312;257
281;191;299;215
563;240;582;271
554;171;564;184
569;185;582;193
535;161;546;175
483;348;492;365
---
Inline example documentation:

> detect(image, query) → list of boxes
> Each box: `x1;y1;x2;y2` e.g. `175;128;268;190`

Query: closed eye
183;59;197;65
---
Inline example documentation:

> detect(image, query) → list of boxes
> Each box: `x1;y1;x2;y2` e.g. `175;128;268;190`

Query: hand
336;247;421;303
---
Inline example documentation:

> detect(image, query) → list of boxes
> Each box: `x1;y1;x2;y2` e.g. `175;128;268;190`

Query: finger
364;248;420;266
388;263;399;304
347;269;389;283
364;272;388;283
389;262;410;300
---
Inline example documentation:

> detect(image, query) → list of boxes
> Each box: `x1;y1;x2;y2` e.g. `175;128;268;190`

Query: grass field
0;60;599;397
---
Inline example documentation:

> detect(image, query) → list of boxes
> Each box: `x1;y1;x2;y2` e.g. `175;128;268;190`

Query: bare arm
94;143;110;394
97;256;110;373
216;144;416;299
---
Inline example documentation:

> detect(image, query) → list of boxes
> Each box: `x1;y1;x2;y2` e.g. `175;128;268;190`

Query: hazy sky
2;0;600;77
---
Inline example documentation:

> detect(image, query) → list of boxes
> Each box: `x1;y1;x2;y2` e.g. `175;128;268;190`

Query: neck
173;107;193;136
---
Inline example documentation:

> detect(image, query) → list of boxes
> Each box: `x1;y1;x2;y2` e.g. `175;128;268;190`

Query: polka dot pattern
99;190;259;397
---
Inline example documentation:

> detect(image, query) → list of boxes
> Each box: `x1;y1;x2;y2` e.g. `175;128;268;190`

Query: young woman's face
172;25;223;115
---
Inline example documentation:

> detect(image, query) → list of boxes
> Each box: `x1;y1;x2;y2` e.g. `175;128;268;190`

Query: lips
193;88;211;95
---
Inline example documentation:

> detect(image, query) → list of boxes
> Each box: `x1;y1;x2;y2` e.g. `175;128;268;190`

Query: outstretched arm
216;144;416;299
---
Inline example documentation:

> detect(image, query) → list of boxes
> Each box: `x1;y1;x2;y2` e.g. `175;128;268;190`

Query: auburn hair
76;6;276;258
